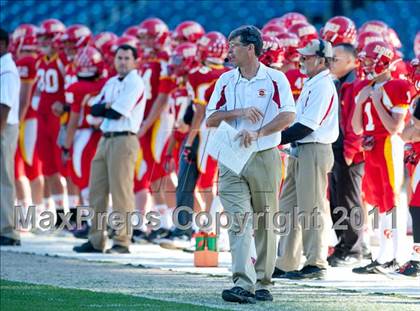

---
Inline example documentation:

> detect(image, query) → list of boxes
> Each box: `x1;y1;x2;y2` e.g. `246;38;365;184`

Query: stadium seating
1;0;419;58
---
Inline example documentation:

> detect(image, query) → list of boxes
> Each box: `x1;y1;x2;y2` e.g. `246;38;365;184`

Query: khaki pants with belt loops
218;147;281;292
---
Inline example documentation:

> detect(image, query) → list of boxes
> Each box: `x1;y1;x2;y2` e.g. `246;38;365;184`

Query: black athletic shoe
73;223;90;239
255;289;273;301
222;286;256;304
328;252;362;267
272;267;286;278
73;241;102;253
105;245;130;254
352;259;400;274
398;260;420;277
283;265;326;280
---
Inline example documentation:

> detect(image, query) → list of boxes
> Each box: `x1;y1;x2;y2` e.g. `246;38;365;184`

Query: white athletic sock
392;208;407;263
68;195;80;210
155;204;172;230
376;212;394;264
51;194;69;214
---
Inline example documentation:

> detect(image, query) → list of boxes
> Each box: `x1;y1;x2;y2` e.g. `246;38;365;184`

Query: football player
351;41;416;274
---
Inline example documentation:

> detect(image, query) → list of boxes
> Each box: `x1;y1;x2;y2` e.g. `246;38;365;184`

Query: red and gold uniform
65;78;107;190
356;79;415;212
14;54;43;181
187;64;228;189
36;53;67;176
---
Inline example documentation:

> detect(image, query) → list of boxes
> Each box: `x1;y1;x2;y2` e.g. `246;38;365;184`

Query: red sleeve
17;57;37;82
67;83;83;113
341;81;364;163
384;80;414;109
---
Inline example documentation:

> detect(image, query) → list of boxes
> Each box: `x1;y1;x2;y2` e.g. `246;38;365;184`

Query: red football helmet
11;24;38;53
356;31;384;52
277;32;300;63
385;28;402;50
93;32;118;61
123;25;140;38
288;22;318;46
259;35;285;68
359;20;388;37
280;12;308;29
321;16;356;46
38;18;65;50
169;42;198;76
261;24;287;38
138;18;169;50
414;32;420;57
111;35;141;58
197;31;228;64
173;21;205;44
359;41;394;80
265;17;284;27
75;46;104;78
61;24;92;48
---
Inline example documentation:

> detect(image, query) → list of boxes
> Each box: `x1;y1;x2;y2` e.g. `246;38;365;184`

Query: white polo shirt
206;63;296;151
0;53;20;125
295;69;339;144
94;69;146;133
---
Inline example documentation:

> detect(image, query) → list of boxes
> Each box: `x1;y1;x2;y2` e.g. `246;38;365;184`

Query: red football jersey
168;84;190;142
66;78;108;129
16;54;39;120
354;79;414;137
64;62;78;90
36;53;66;115
187;64;228;106
285;68;307;101
139;55;175;118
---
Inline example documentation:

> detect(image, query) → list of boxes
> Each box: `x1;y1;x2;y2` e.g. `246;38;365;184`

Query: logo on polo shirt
258;89;266;97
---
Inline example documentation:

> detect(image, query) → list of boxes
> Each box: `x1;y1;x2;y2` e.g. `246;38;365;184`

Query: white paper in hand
207;121;257;175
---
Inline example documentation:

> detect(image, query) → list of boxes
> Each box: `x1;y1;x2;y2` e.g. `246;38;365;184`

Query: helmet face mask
359;41;394;80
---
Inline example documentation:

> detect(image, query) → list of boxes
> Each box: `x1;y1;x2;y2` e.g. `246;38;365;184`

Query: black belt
292;142;325;147
103;131;136;138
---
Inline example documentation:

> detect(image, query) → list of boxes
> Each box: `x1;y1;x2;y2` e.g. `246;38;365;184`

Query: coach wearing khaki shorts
206;26;295;304
73;45;146;254
273;39;338;280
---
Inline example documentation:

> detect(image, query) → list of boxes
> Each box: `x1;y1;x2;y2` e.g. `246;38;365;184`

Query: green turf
0;279;221;311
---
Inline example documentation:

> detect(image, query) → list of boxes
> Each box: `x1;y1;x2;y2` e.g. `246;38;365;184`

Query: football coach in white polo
206;25;295;304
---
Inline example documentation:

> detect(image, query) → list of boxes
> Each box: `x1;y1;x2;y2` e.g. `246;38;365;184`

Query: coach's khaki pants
0;124;19;240
88;135;139;250
219;148;281;292
276;143;334;271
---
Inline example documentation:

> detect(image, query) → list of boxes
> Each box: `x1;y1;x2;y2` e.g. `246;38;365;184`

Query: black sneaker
222;286;256;304
328;252;362;267
105;245;130;254
0;236;21;246
132;229;149;244
73;223;90;239
255;289;273;301
397;260;420;277
272;267;286;278
147;228;171;243
283;265;326;280
375;259;401;274
73;241;102;253
352;260;383;274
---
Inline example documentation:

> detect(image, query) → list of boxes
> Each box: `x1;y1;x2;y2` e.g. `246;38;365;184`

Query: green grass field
0;279;220;311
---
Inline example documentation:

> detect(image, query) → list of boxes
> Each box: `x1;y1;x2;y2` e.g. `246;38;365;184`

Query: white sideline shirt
206;62;296;151
0;53;20;124
95;69;146;133
295;69;339;144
